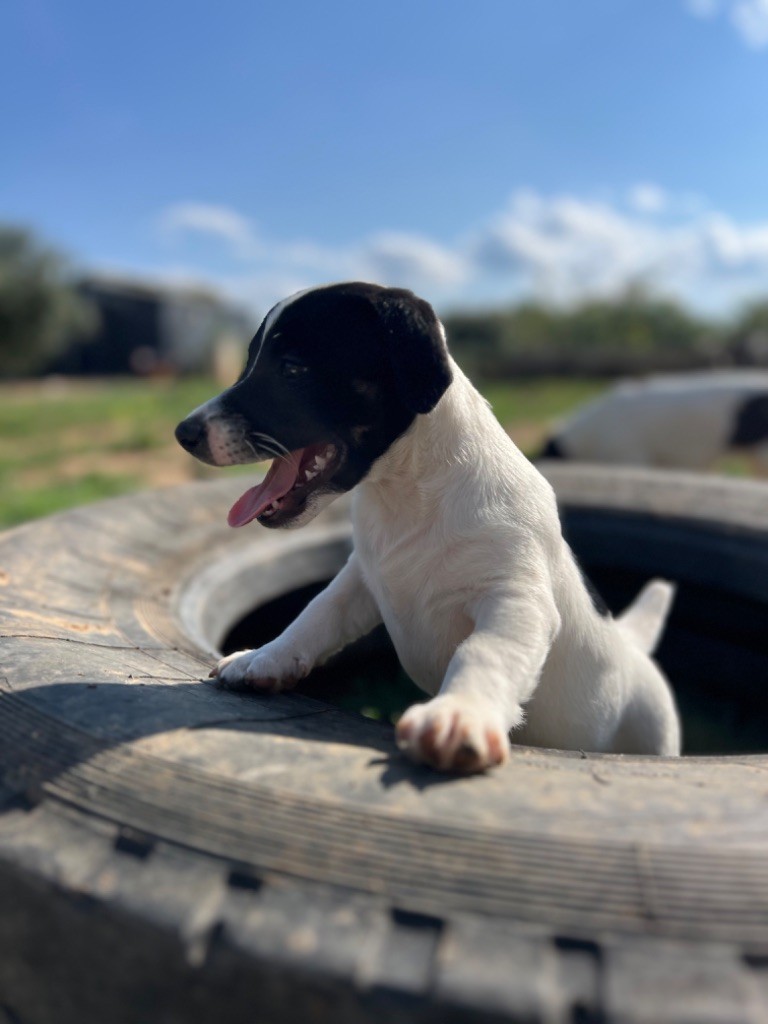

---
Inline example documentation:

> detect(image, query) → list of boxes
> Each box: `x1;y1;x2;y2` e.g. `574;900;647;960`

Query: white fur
550;370;768;470
214;357;681;772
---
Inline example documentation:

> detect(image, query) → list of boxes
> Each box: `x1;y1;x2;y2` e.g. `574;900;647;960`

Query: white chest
352;501;474;693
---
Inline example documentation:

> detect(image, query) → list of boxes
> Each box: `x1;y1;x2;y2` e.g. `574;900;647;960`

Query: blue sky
3;0;768;316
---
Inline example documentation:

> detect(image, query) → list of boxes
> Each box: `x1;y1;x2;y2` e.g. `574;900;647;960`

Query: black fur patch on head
368;287;453;414
729;393;768;448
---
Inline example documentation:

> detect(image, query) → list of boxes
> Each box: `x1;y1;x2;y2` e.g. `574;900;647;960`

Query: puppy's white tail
616;579;676;655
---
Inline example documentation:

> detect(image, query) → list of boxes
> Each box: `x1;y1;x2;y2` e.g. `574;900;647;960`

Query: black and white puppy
541;370;768;472
176;283;680;772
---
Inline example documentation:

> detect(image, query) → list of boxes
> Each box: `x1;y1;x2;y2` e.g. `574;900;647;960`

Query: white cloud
685;0;720;17
361;232;467;289
684;0;768;48
152;190;768;315
732;0;768;47
628;183;668;214
472;188;768;310
154;204;471;310
473;190;663;300
702;213;768;268
158;202;259;259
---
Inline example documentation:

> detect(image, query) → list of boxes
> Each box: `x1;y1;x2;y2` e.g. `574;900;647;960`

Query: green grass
482;376;606;430
0;374;608;529
0;472;142;526
0;377;230;528
0;377;217;436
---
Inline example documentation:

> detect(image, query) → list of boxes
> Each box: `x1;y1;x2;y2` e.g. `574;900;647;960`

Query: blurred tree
0;226;96;377
728;301;768;366
444;288;722;378
560;289;714;355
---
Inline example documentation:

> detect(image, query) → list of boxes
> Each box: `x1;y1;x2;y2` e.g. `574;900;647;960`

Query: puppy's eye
281;357;309;379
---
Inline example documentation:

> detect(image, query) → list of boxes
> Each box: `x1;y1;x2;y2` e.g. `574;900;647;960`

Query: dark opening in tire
222;581;423;724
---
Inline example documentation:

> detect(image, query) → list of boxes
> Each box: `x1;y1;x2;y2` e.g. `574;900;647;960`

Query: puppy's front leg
213;554;381;690
397;587;560;774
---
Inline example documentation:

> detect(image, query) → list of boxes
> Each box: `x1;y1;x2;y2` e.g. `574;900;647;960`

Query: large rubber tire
1;467;768;1024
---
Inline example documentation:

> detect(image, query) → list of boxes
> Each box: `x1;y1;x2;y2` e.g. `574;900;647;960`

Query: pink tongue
227;450;304;527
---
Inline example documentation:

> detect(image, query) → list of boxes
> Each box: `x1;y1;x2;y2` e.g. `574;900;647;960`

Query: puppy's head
175;282;452;529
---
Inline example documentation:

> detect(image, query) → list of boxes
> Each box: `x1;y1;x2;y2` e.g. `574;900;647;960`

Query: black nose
175;416;205;452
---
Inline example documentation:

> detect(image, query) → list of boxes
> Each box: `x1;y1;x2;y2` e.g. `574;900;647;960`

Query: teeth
292;446;337;490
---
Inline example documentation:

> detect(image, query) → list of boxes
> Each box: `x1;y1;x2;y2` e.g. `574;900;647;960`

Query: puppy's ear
372;288;453;414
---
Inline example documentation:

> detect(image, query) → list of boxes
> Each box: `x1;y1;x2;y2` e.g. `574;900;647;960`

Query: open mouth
227;442;343;528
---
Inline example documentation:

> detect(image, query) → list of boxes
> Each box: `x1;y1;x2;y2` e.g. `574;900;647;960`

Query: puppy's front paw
395;696;510;774
210;644;309;692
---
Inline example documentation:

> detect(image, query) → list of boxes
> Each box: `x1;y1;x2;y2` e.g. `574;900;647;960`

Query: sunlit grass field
0;375;607;529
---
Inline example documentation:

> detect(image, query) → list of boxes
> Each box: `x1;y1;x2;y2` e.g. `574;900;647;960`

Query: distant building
50;275;253;376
